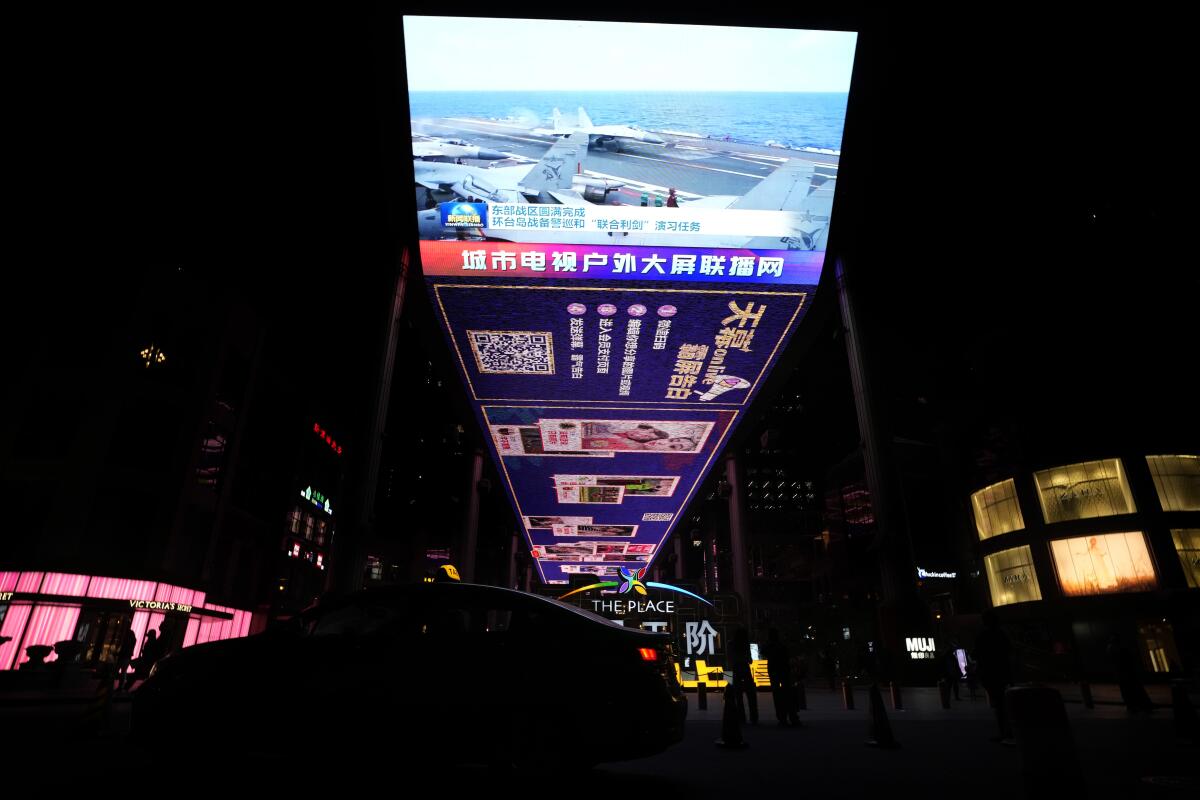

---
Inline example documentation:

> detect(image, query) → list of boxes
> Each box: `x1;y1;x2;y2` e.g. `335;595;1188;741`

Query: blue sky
403;17;857;93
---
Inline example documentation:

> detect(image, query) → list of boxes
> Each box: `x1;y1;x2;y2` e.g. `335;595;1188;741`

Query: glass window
307;600;411;637
365;557;383;582
971;479;1025;540
287;508;301;534
984;546;1042;607
1034;459;1136;523
1147;455;1200;512
1050;532;1157;596
1138;621;1181;674
1171;529;1200;589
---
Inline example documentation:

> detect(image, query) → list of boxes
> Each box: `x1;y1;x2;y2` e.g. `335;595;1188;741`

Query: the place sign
589;598;675;615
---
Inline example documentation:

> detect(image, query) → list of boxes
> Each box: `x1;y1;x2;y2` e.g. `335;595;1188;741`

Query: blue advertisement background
426;275;816;583
431;282;808;406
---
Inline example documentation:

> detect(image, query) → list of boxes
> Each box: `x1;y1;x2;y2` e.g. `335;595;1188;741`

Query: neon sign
905;637;937;660
128;599;193;613
300;486;333;515
313;423;343;456
558;568;713;606
917;568;957;579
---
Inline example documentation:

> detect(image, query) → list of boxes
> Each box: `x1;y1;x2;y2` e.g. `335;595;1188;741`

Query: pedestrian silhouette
944;642;962;701
975;611;1014;741
117;628;137;691
763;629;798;726
729;627;758;725
822;647;837;691
133;629;160;684
965;656;979;699
1108;634;1153;713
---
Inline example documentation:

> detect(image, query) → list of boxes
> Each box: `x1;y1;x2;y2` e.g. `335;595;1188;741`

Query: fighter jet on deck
534;107;666;152
412;137;510;162
413;133;588;204
420;158;835;250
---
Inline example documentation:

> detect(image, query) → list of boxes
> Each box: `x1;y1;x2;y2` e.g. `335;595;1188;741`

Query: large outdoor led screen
406;16;857;583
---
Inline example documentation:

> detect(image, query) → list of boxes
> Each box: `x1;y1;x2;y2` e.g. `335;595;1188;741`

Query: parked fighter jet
413;134;588;204
534;107;666;152
412;137;510;162
422;158;834;250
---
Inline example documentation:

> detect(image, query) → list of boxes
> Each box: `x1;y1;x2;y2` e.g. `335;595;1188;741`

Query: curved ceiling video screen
406;15;857;583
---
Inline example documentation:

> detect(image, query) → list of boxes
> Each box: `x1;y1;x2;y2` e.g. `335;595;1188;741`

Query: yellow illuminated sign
439;564;461;581
674;659;771;688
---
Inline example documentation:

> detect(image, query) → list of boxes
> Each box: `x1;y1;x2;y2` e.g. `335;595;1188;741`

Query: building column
507;532;519;590
458;449;485;583
725;452;753;626
674;535;685;581
835;257;920;678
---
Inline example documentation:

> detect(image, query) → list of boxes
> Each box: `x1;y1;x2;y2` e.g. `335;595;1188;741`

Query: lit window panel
1147;455;1200;512
971;479;1025;540
984;546;1042;607
1050;532;1157;596
1171;529;1200;589
1034;459;1135;523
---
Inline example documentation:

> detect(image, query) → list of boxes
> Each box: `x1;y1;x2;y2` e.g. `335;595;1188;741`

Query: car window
420;605;511;637
307;600;410;637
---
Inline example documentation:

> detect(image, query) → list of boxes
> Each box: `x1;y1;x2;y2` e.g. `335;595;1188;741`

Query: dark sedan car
132;582;686;766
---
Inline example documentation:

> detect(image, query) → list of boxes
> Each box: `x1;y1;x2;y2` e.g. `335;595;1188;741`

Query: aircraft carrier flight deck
411;116;839;207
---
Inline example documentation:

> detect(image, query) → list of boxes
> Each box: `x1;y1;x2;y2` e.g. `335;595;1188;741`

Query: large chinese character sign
404;16;856;583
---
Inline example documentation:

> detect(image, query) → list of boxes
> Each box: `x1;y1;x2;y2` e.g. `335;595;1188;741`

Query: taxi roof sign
437;564;461;582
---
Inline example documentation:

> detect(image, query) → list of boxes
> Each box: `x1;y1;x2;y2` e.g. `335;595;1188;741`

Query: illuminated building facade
970;454;1200;677
0;267;358;670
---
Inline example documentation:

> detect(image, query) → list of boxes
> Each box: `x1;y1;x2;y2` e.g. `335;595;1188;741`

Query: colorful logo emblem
558;569;712;606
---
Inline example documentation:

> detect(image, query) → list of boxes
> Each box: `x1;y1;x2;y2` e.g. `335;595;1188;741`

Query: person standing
729;628;758;725
763;629;798;726
133;629;160;684
944;641;963;701
666;188;679;208
975;611;1014;741
116;628;137;691
1108;634;1153;713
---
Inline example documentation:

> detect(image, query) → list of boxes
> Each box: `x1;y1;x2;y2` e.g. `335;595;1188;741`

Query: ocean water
407;91;849;152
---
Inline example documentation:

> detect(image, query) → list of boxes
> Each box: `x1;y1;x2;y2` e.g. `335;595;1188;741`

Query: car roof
351;581;635;631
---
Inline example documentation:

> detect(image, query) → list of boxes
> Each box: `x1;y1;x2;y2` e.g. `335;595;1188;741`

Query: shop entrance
1137;620;1181;674
75;610;133;669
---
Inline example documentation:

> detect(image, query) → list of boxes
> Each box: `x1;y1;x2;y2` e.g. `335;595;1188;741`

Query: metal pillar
458;449;484;583
725;452;753;627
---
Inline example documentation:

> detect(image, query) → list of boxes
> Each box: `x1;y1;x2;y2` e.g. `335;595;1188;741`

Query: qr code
468;330;555;375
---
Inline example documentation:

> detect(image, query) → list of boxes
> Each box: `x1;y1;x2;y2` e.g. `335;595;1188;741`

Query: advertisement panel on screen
1050;532;1158;596
406;16;856;582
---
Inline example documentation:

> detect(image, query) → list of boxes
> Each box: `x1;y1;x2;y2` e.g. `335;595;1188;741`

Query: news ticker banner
421;241;822;284
439;201;815;239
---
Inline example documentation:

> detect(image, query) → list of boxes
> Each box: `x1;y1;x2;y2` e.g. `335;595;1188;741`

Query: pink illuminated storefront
0;571;253;671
